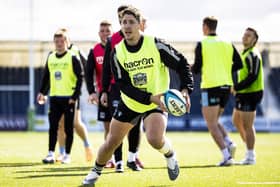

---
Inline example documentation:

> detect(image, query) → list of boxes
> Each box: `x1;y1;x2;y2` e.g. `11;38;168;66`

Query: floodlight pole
28;0;35;131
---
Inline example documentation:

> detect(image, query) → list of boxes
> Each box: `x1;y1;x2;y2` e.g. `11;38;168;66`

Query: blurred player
55;28;93;162
37;29;83;164
82;7;193;185
85;20;113;160
192;16;243;166
232;27;264;165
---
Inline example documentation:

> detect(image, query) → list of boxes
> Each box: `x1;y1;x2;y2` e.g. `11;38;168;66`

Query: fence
0;41;279;131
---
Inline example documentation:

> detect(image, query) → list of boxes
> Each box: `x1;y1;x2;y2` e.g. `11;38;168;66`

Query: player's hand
88;93;98;105
150;93;167;112
231;86;236;96
68;98;76;105
181;89;191;113
37;93;47;105
100;92;108;107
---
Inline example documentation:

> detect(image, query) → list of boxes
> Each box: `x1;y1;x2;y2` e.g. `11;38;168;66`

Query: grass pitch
0;131;280;187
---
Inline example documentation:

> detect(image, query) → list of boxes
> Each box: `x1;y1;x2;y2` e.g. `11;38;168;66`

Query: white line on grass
237;181;280;185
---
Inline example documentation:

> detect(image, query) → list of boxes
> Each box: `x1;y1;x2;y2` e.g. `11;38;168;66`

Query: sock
247;149;255;158
127;152;136;162
115;160;123;166
222;148;231;160
59;146;65;155
224;136;232;147
93;162;105;175
48;151;54;156
83;140;90;147
158;138;173;157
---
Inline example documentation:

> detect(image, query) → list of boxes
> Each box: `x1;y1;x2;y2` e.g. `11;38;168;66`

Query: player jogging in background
232;27;264;165
85;20;113;158
82;7;193;185
37;29;83;164
55;28;93;162
192;16;243;166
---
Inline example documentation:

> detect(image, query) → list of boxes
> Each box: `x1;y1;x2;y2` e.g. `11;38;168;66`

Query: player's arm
85;49;96;94
192;42;202;74
232;45;243;71
71;56;83;100
39;54;51;95
111;49;152;105
101;37;113;94
234;52;260;91
155;38;194;95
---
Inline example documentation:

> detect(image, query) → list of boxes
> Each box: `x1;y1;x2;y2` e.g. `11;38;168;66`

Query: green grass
0;132;280;187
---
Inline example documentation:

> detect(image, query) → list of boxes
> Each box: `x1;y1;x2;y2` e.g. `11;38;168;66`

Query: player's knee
146;136;162;149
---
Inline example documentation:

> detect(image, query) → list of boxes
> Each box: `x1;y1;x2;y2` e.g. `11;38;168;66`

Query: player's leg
62;100;75;164
108;85;124;172
240;111;256;164
217;109;237;158
239;93;261;165
201;88;233;166
83;118;132;185
241;111;256;149
232;109;246;142
98;100;115;168
57;115;66;162
73;99;93;161
114;143;123;172
202;106;229;150
233;94;247;142
43;98;63;164
144;111;179;181
127;120;143;170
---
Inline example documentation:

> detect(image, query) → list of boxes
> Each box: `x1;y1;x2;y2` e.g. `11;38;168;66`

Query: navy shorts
201;85;231;108
235;91;263;112
98;84;121;121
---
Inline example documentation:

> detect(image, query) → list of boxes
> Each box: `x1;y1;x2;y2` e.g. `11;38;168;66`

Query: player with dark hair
82;7;193;185
85;20;113;160
192;16;243;166
100;4;146;172
232;27;263;165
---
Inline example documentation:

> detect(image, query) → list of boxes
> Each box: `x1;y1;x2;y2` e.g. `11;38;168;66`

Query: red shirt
92;43;105;93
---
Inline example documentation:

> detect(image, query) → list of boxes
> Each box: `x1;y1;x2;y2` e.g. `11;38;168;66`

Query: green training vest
115;36;169;112
201;36;234;88
237;47;264;93
48;51;77;97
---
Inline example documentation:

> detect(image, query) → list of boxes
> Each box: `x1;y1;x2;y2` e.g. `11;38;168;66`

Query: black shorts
235;91;263;112
98;84;121;122
113;100;165;126
201;85;231;107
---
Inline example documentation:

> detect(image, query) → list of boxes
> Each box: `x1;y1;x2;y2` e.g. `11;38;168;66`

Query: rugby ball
163;89;187;116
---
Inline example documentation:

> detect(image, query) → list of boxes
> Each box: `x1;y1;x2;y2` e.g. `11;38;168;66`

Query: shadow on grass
16;170;115;179
143;164;217;170
0;162;42;167
15;164;229;180
15;166;92;173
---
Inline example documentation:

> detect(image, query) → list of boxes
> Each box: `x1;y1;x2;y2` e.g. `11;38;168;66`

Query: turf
0;132;279;187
